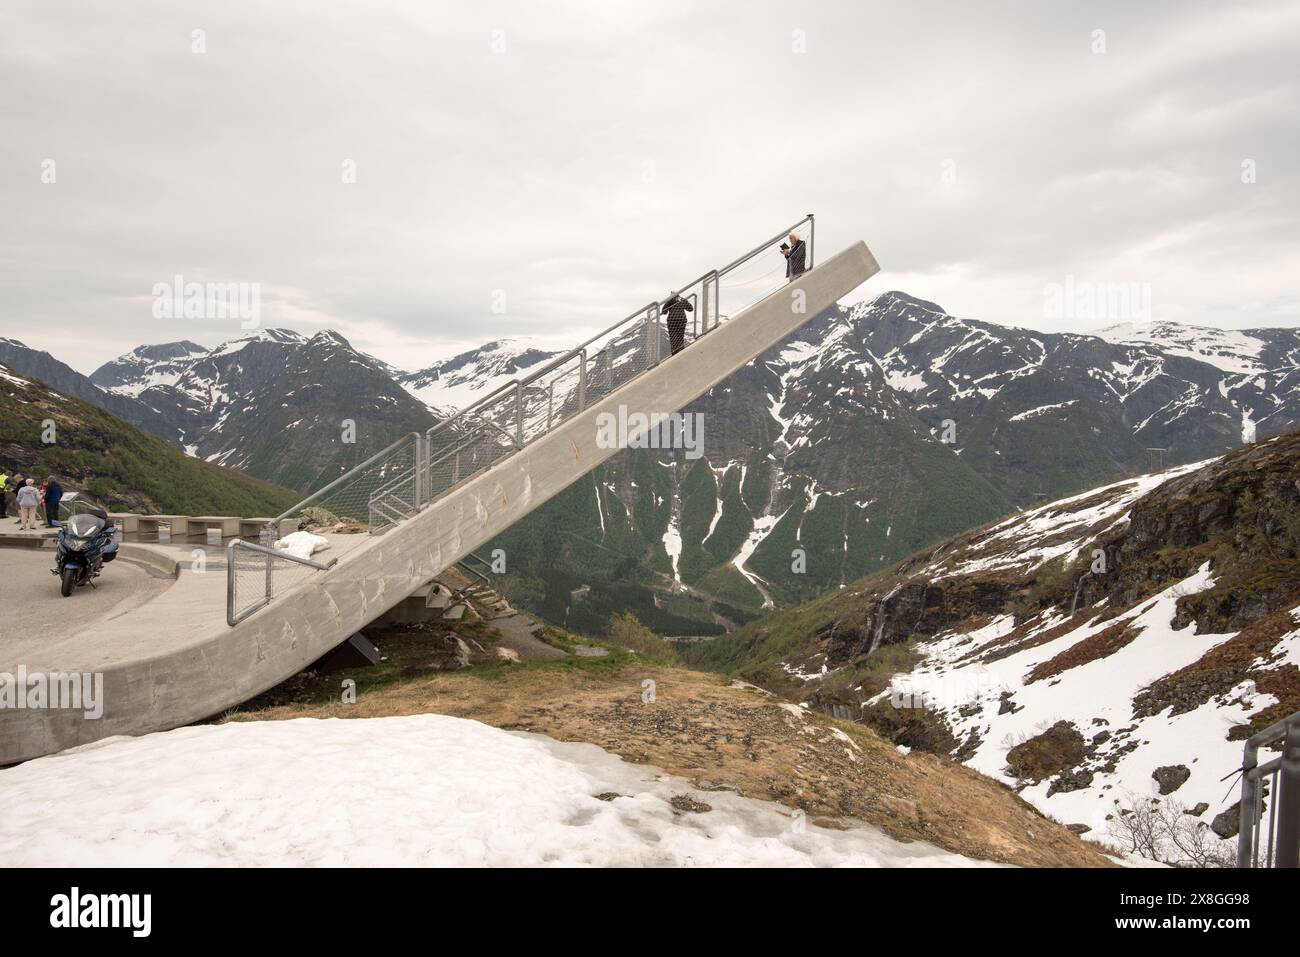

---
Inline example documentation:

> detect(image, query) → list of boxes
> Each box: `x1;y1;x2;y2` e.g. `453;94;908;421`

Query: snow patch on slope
0;715;988;867
880;566;1256;840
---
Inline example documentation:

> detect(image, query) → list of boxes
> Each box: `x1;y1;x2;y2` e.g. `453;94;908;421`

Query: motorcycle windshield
66;514;106;538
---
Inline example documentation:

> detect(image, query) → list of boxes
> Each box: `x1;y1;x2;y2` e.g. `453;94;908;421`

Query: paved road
0;549;173;664
488;611;568;661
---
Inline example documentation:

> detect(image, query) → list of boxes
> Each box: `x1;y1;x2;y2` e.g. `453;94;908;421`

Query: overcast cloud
2;0;1297;374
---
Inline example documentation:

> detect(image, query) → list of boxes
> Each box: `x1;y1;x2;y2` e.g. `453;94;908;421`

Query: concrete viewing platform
0;240;880;765
1;533;371;675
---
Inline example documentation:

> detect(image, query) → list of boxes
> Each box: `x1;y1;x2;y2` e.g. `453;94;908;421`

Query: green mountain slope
485;306;1015;631
0;364;298;516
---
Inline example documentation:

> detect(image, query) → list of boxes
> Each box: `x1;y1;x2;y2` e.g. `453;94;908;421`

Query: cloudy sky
2;0;1297;374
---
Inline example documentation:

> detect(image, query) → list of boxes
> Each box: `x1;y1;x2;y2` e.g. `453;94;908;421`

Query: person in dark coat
786;233;807;281
44;476;63;527
8;472;24;523
780;242;791;279
660;292;694;356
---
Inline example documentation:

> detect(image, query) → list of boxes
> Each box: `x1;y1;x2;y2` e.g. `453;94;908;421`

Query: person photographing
660;291;694;356
785;233;807;281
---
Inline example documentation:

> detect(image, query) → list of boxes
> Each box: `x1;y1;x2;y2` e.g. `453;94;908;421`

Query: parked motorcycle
52;494;118;597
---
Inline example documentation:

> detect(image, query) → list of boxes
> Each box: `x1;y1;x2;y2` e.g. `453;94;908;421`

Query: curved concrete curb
0;532;57;550
0;537;182;576
114;544;181;580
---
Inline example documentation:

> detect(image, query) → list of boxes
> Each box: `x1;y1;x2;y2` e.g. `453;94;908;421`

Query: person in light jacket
16;478;40;531
786;233;807;281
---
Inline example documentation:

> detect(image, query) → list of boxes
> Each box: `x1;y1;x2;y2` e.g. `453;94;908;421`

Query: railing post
710;272;719;330
420;433;427;504
1277;721;1300;868
413;433;423;505
226;540;237;627
647;306;660;366
577;349;587;410
514;382;524;446
1238;742;1260;867
640;313;649;370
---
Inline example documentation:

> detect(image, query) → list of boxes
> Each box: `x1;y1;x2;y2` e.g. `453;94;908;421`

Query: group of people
0;471;63;531
658;231;809;357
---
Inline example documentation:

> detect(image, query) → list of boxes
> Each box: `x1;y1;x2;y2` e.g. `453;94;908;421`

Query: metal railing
419;214;814;491
228;215;815;626
257;431;425;540
454;551;496;591
1238;709;1300;867
227;538;339;626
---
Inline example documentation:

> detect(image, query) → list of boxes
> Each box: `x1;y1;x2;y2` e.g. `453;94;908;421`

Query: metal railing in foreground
229;215;815;626
227;538;338;626
1237;709;1300;867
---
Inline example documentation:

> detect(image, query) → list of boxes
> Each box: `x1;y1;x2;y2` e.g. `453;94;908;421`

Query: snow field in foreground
0;714;992;868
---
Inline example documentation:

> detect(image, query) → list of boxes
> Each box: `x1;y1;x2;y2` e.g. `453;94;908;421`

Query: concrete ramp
0;240;879;764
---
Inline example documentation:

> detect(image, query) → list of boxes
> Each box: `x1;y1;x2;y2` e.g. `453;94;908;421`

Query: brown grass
227;657;1112;867
1005;721;1087;782
981;610;1098;665
1026;618;1139;684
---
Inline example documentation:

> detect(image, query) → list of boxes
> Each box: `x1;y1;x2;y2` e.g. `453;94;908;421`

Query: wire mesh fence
425;418;517;504
269;433;423;537
226;540;337;626
228;216;814;626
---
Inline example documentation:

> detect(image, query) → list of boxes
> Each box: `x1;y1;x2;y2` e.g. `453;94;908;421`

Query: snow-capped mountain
843;293;1300;502
487;304;1021;627
91;340;210;398
89;328;436;490
0;360;296;516
688;430;1300;864
0;336;173;439
487;293;1300;622
1092;320;1282;376
397;339;560;414
55;291;1300;621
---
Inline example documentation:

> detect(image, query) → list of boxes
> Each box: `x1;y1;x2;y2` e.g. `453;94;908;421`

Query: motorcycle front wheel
60;565;76;597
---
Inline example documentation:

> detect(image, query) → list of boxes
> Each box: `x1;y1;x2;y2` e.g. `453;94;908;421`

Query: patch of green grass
1;368;297;516
604;613;681;665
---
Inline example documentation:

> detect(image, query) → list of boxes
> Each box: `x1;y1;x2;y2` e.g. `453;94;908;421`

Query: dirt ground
228;627;1113;868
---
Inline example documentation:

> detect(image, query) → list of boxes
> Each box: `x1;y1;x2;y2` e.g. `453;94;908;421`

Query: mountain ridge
85;328;438;490
0;361;297;516
682;428;1300;863
12;292;1298;622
